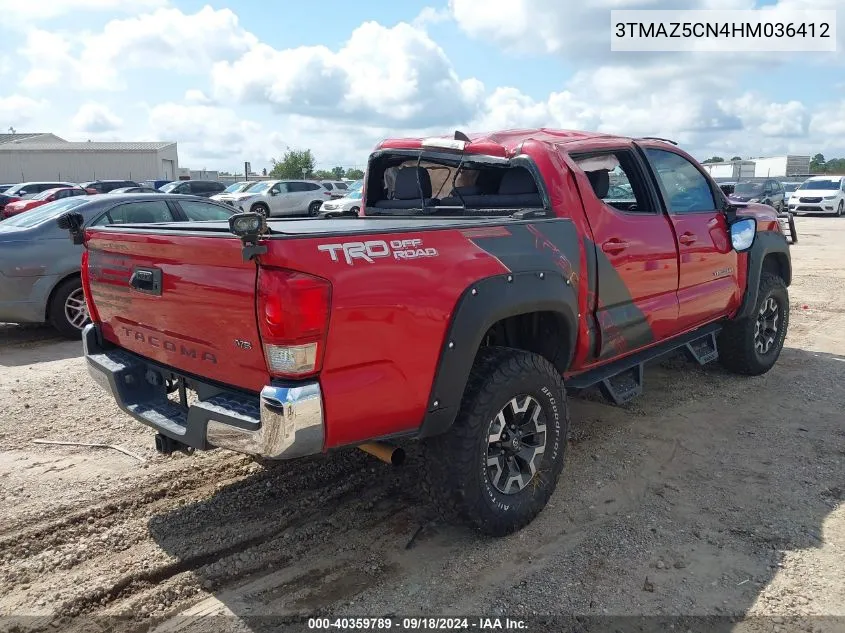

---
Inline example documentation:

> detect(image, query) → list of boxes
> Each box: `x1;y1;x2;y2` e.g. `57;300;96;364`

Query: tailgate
86;230;269;393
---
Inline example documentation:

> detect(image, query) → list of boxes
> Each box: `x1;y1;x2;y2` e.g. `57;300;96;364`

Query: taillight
80;250;100;324
257;268;331;378
324;190;332;196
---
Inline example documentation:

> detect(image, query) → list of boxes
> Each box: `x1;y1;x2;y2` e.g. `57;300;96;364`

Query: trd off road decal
318;238;438;265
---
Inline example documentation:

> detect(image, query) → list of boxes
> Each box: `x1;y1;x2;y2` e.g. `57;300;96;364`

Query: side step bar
568;323;722;406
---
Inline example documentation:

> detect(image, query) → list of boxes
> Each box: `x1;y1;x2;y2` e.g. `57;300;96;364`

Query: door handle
601;239;630;253
679;233;697;245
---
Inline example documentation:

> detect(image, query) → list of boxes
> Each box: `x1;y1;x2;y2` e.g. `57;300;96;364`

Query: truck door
570;148;679;362
641;147;741;331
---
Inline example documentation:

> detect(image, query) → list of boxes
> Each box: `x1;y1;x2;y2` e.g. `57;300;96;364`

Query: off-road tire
308;201;322;216
48;276;88;339
718;272;788;375
421;347;568;536
251;203;269;217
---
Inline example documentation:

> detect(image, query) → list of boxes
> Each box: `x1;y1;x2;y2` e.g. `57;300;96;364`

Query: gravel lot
1;217;843;633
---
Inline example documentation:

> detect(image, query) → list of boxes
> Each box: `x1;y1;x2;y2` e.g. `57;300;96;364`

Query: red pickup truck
61;129;792;536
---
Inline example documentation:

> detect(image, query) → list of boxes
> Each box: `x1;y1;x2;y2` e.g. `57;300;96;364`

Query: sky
0;0;843;173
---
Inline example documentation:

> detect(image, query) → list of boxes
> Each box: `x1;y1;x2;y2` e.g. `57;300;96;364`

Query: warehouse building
0;133;179;183
701;155;811;179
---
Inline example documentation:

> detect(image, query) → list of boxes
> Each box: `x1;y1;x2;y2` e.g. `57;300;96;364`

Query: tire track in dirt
2;446;427;632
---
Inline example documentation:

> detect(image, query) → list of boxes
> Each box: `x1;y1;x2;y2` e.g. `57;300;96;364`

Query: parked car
212;179;332;216
3;181;75;199
142;179;171;190
108;186;163;194
729;179;785;212
318;188;363;218
781;181;803;199
219;181;257;195
65;129;792;536
0;194;237;337
159;180;227;197
786;176;845;216
1;187;89;219
320;180;349;199
0;193;22;211
79;180;140;194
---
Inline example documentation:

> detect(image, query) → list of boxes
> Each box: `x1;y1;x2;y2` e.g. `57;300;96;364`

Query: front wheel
838;200;844;217
422;347;568;536
48;277;90;339
718;272;789;375
251;203;269;217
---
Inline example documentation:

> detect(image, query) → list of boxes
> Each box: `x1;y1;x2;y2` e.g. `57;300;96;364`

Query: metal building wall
0;148;179;183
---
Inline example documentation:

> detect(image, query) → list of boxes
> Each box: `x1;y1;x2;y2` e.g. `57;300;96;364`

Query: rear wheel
718;272;788;375
48;277;89;339
251;203;269;217
308;201;322;216
422;347;568;536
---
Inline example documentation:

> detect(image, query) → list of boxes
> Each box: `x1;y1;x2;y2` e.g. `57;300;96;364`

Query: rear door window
92;200;175;225
178;200;235;221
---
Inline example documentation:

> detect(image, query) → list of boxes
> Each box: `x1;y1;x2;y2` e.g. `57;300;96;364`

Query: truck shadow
142;346;844;632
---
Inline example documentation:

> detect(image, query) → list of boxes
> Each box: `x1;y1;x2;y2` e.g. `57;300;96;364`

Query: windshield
733;182;764;195
0;197;89;228
799;179;840;191
159;182;180;192
345;190;363;200
245;181;272;193
783;184;800;192
223;182;249;193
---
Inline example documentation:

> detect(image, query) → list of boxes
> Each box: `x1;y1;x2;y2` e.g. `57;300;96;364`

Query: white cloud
0;94;49;129
184;89;215;105
148;102;284;166
19;6;257;90
412;6;451;28
72;103;124;133
0;0;166;20
212;20;484;127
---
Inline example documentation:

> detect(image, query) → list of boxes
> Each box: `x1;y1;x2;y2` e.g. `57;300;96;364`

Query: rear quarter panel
263;229;508;447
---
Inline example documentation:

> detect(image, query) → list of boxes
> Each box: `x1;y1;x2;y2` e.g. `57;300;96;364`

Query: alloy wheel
64;287;90;331
754;297;779;355
486;395;547;495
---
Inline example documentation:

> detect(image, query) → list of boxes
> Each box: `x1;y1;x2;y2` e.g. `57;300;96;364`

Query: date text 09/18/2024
307;617;528;630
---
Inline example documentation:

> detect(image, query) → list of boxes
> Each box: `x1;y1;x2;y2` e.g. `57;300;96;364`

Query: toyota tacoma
61;129;792;536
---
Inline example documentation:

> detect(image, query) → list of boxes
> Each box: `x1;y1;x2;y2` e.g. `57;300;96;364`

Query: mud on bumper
82;324;324;459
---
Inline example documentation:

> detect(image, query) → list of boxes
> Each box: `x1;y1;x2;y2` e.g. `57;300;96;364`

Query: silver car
0;194;236;337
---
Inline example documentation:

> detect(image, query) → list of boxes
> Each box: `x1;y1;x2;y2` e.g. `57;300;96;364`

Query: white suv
787;176;845;216
212;179;331;217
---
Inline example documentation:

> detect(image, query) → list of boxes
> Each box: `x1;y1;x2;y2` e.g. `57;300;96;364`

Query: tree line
701;153;845;174
268;149;364;181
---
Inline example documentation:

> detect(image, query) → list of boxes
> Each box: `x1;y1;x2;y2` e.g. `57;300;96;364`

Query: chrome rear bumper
82;324;324;460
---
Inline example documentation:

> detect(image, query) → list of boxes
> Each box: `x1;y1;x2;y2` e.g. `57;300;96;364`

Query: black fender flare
735;229;792;320
417;271;578;439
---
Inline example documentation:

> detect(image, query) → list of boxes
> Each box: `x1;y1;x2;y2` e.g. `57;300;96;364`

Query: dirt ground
1;217;843;633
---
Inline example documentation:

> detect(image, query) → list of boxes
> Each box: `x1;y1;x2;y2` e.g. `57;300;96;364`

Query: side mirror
56;211;86;245
730;217;756;252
